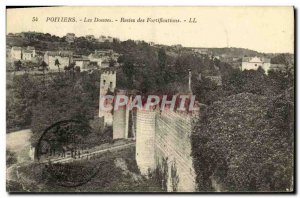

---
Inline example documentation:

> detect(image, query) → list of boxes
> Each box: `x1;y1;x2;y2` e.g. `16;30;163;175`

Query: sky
6;6;294;53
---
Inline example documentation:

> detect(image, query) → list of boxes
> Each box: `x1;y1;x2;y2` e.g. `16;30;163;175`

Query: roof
86;35;95;38
11;47;22;51
89;53;102;59
242;57;270;63
95;49;113;54
74;56;90;61
102;60;110;64
23;49;34;54
27;46;35;50
89;50;113;58
45;51;73;57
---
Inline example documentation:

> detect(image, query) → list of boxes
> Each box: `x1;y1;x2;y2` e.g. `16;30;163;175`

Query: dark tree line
191;59;294;191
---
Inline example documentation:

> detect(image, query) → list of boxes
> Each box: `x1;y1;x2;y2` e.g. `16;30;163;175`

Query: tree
74;66;81;73
14;60;22;72
193;76;222;105
158;48;167;72
40;61;48;85
6;150;17;166
64;65;69;74
30;74;96;146
54;59;61;73
121;56;135;88
68;62;76;79
192;92;294;192
109;58;116;67
7;74;40;130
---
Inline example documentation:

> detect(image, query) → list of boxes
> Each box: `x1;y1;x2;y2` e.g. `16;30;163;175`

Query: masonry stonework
135;110;157;176
112;90;130;139
100;70;198;192
155;111;197;192
135;109;197;192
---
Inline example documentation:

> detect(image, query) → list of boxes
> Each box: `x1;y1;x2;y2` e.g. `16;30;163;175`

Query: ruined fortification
112;90;130;139
135;109;197;192
99;70;198;192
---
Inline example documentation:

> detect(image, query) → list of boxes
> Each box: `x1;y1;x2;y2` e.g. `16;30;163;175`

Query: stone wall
135;109;197;192
46;56;71;70
155;111;197;192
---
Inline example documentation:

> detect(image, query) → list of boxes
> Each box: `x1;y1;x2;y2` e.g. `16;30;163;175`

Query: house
98;35;107;43
10;47;22;60
44;51;73;70
88;50;119;68
106;36;113;42
74;56;91;71
22;50;34;61
172;44;183;50
10;46;36;61
101;60;110;68
86;35;95;41
88;53;103;67
22;47;36;61
98;35;114;43
192;48;209;55
87;61;99;70
241;57;271;74
134;40;143;45
149;42;155;46
66;33;75;43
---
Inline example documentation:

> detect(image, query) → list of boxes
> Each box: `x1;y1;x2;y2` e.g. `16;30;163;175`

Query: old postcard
6;6;294;193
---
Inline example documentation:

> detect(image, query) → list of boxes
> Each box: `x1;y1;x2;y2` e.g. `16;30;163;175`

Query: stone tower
99;70;116;126
135;109;157;176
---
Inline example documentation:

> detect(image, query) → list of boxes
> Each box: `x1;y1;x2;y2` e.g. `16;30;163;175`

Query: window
255;64;257;66
103;80;106;85
109;82;113;89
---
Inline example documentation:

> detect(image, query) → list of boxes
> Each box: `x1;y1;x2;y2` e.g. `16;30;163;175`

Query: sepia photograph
5;6;295;193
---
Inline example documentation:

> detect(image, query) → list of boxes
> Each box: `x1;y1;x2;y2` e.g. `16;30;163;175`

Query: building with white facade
44;51;73;70
73;56;90;71
10;47;22;60
241;57;271;74
65;33;75;43
88;50;119;68
98;35;115;43
10;46;36;61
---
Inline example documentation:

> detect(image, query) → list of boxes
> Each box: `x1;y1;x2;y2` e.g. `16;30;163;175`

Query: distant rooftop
45;51;73;57
242;57;270;63
11;46;22;51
